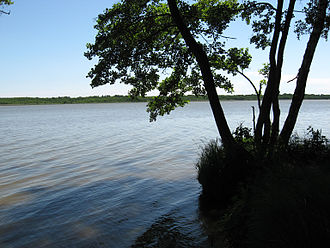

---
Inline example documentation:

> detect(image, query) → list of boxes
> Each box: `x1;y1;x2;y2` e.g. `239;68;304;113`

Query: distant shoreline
0;94;329;105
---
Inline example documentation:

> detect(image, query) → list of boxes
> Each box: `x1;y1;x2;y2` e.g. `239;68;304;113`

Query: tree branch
220;35;237;40
237;70;261;110
286;74;298;83
240;1;303;13
0;9;10;15
277;0;296;70
239;2;277;12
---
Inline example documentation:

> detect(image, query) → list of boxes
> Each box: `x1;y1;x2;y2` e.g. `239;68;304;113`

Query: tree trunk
269;0;296;148
270;93;280;147
280;0;328;145
237;70;261;110
255;0;284;146
167;0;236;150
255;0;297;152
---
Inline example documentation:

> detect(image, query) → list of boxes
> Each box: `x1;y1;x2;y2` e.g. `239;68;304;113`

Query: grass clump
196;139;226;200
196;125;255;206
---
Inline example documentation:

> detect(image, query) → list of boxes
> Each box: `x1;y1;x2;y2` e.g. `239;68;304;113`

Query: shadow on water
130;193;228;248
132;213;200;248
197;193;229;248
0;175;220;248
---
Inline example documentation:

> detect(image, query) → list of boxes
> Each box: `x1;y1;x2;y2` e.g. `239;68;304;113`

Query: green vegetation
0;95;149;105
0;0;13;15
197;127;330;247
1;94;329;105
86;0;329;153
86;3;329;234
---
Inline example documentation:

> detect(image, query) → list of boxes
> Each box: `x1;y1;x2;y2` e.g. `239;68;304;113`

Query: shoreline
0;94;329;106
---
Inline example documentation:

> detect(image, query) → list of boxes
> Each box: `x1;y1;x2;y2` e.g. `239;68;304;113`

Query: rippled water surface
0;100;329;247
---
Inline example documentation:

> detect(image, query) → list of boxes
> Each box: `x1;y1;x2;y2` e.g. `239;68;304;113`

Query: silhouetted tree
86;0;329;157
280;0;329;145
250;0;329;153
85;0;252;151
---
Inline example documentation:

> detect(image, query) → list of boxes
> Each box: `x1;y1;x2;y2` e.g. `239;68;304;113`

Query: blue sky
0;0;329;97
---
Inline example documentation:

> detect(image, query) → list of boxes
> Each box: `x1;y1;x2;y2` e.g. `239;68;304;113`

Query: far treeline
0;94;330;105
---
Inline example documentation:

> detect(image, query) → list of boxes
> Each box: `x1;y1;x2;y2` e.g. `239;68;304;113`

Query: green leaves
295;0;330;40
86;0;251;121
240;1;276;49
195;0;240;35
225;47;251;73
0;0;13;14
147;93;189;121
0;0;14;5
258;62;269;78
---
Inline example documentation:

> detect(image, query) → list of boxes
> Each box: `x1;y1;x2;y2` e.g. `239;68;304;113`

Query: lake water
0;100;329;247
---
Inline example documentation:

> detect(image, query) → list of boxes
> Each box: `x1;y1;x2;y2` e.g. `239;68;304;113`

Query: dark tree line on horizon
1;94;330;105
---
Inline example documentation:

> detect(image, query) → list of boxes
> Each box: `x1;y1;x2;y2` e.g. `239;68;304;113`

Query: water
0;100;329;247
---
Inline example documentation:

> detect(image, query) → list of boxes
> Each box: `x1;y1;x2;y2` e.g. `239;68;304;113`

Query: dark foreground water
0;100;329;247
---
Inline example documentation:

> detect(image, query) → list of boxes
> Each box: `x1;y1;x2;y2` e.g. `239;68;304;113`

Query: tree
249;0;329;152
280;0;329;145
86;0;329;156
0;0;13;15
85;0;252;151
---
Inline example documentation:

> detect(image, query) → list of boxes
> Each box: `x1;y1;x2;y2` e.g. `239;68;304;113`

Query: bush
232;124;254;152
197;127;330;248
287;127;329;167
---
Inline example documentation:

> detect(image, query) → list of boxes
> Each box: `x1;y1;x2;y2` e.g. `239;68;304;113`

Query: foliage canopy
0;0;13;15
85;0;252;121
87;0;329;152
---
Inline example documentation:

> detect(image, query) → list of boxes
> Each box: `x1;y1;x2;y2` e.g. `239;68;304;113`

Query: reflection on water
0;101;329;247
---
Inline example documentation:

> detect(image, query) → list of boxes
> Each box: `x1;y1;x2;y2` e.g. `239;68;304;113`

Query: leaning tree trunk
167;0;236;150
280;0;328;145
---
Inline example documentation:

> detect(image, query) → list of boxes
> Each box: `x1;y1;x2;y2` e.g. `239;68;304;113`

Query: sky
0;0;329;97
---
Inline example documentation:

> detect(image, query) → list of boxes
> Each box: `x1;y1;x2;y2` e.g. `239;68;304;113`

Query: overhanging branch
0;9;10;15
237;70;261;110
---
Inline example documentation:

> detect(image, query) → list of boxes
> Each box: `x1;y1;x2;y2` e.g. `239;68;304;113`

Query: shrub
232;124;254;152
287;127;330;167
197;127;330;248
220;129;330;248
